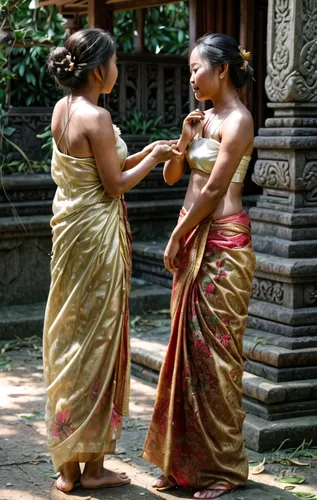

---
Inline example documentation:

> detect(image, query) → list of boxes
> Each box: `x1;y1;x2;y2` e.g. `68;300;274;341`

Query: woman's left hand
164;234;182;273
142;139;178;156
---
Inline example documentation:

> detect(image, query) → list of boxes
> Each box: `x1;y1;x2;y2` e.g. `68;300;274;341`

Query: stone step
132;240;172;288
131;325;169;373
130;325;317;398
243;371;317;404
249;298;317;327
245;328;317;350
243;333;317;368
243;394;317;421
248;315;317;338
242;372;317;421
0;200;53;217
0;279;171;340
244;358;317;382
254;252;317;282
0;302;46;341
243;413;317;452
128;200;183;240
128;278;171;314
252;234;317;258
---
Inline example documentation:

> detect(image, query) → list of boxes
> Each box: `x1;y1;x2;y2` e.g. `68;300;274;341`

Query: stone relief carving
304;284;317;306
302;161;317;202
265;0;317;102
252;278;284;304
253;160;290;188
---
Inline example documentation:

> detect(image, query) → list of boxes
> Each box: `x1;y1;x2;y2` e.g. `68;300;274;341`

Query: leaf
293;494;317;499
288;458;311;467
284;485;295;490
250;457;265;475
41;469;59;479
18;409;41;420
276;476;305;484
131;316;141;328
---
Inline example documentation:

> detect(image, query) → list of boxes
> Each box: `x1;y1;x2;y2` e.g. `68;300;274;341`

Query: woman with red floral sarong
142;33;256;499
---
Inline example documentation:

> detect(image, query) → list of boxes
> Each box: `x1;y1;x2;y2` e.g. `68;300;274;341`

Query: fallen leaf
150;309;170;315
293;494;317;499
288;458;310;467
250;457;265;475
276;476;305;484
122;457;132;462
284;485;295;490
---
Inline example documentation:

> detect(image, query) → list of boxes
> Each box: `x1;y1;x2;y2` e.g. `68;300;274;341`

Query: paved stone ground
1;344;317;500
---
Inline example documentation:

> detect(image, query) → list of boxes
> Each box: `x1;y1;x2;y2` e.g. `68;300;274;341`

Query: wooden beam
40;0;176;12
136;8;144;51
39;0;71;6
239;0;255;109
88;0;113;31
108;0;175;10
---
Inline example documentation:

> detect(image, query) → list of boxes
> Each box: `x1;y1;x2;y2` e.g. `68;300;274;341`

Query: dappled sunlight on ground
1;347;316;500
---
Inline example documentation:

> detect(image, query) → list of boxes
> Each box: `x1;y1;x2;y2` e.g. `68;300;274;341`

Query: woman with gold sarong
43;28;181;493
142;33;256;499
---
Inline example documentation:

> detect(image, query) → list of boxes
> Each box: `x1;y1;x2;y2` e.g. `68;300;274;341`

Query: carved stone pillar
243;0;317;451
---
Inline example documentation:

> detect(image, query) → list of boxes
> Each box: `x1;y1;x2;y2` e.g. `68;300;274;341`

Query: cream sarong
43;137;131;472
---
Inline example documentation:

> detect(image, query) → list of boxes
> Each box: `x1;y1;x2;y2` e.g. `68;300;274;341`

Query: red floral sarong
142;209;256;490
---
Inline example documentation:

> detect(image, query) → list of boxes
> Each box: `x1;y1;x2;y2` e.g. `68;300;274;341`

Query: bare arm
164;111;253;271
123;140;178;171
163;109;205;185
87;109;181;197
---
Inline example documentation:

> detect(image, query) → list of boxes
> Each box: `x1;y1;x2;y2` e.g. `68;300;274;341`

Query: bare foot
81;458;130;490
152;474;177;491
56;462;80;492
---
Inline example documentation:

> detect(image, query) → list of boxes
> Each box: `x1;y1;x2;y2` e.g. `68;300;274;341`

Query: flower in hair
239;46;251;70
65;53;75;72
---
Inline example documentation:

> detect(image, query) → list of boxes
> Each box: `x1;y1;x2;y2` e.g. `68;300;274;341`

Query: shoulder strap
56;96;78;155
202;110;214;137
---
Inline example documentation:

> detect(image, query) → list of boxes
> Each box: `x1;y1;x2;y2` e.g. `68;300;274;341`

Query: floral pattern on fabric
51;410;74;439
142;210;256;490
111;408;123;431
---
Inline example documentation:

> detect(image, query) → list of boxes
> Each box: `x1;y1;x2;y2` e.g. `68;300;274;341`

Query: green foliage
114;2;189;55
119;112;179;140
144;2;189;55
37;124;53;158
1;1;66;107
0;104;50;174
114;11;136;53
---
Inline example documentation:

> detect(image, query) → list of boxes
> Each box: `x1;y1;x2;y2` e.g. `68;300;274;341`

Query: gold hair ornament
239;46;251;71
65;53;75;72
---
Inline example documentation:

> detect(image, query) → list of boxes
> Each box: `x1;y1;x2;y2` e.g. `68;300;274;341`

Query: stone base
243;413;317;452
0;302;46;341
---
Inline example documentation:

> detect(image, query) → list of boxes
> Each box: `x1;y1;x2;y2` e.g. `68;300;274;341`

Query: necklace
203;95;239;136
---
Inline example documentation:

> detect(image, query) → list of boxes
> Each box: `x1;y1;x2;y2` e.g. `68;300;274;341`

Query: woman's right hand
181;109;205;142
150;143;183;164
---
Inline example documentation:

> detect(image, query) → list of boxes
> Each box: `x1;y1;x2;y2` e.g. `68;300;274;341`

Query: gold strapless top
186;135;251;183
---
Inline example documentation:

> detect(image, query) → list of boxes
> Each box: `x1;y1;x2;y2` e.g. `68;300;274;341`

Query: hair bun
47;47;76;81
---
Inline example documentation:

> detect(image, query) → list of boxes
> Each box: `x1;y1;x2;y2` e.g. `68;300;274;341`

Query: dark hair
47;28;115;90
191;33;253;90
